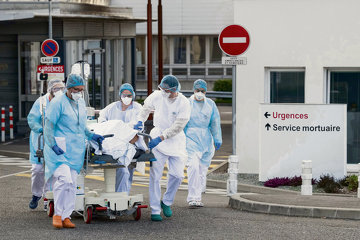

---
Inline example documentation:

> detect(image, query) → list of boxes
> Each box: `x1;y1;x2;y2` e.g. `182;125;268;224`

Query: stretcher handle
137;132;153;141
97;134;114;151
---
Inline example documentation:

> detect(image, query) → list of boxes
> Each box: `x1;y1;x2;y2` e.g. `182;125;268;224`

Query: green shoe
151;214;162;221
161;201;172;217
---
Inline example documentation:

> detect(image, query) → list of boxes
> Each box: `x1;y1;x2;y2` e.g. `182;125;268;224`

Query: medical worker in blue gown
98;83;142;194
28;79;65;210
44;74;104;229
185;79;222;208
134;75;191;221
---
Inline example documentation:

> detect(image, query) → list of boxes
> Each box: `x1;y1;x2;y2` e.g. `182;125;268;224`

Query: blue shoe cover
161;201;172;217
151;214;162;221
29;195;41;209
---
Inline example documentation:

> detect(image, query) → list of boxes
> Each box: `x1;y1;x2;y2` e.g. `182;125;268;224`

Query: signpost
41;39;59;57
219;24;250;196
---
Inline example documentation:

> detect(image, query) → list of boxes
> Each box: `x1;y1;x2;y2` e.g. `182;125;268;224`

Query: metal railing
135;90;232;99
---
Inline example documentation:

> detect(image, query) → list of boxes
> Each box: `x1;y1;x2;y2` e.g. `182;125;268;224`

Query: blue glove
133;121;143;130
52;145;64;155
149;136;162;149
215;142;222;151
92;134;105;144
38;128;43;133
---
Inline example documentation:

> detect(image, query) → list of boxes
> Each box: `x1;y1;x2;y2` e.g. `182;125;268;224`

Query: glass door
329;71;360;164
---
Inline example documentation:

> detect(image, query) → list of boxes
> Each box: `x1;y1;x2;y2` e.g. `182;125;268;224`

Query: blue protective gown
184;95;222;167
27;93;50;164
43;93;93;181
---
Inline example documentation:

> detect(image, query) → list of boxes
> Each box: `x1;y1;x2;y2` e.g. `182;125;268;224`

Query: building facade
234;0;360;173
0;0;143;134
112;0;234;90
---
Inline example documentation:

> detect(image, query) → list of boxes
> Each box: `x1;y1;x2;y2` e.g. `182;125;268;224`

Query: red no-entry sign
218;25;250;56
41;39;59;57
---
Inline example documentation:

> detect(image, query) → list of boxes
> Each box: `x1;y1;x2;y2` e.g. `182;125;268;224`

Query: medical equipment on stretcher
45;132;156;223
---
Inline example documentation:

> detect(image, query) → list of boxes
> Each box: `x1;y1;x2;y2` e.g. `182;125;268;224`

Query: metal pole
147;0;152;96
131;38;136;91
48;0;52;39
232;65;236;155
92;53;96;108
158;0;163;84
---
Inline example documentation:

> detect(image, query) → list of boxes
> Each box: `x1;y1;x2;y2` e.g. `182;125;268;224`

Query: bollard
9;105;13;140
301;160;312;195
357;163;360;198
227;155;238;196
1;107;5;142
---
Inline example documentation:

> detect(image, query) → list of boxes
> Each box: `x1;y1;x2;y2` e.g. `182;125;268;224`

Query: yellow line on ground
15;173;31;178
132;183;148;187
85;175;104;181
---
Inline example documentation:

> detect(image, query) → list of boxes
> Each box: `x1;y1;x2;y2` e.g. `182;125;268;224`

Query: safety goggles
52;87;65;92
72;87;84;93
158;85;176;93
121;93;133;98
195;89;206;93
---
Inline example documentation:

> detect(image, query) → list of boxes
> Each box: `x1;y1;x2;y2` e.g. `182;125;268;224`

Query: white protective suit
137;90;191;215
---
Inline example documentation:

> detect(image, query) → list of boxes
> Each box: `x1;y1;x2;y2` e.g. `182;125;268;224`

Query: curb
207;179;298;195
229;193;360;220
0;150;29;159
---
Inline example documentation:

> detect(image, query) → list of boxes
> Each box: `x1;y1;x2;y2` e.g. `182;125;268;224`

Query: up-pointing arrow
265;123;271;131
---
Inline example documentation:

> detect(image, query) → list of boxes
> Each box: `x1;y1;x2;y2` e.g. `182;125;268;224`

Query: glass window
270;71;305;103
174;36;186;64
330;71;360;164
190;68;206;76
21;42;41;95
208;68;224;75
136;36;146;65
190;36;205;64
172;68;187;75
163;36;170;64
209;36;222;63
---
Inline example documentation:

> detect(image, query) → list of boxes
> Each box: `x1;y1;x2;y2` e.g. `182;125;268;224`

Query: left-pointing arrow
264;112;270;118
265;123;271;131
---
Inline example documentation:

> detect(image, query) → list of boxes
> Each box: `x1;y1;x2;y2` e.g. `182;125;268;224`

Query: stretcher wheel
47;201;54;217
84;206;92;224
133;207;141;221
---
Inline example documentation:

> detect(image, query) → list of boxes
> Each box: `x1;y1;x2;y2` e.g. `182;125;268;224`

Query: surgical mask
161;89;171;98
71;92;83;101
194;92;205;101
53;90;63;98
121;96;132;106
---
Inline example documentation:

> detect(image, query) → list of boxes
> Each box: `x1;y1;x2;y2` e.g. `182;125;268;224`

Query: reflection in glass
209;36;222;63
270;71;305;103
190;36;205;64
174;36;186;64
330;72;360;164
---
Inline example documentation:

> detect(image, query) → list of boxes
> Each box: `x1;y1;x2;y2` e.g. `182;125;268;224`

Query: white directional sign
259;104;346;181
40;57;61;64
222;56;247;65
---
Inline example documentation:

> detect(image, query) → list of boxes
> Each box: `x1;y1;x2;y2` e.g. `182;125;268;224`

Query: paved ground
2;163;360;240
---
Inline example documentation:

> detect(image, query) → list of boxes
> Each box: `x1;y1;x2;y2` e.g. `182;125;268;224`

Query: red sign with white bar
218;25;250;56
37;65;64;73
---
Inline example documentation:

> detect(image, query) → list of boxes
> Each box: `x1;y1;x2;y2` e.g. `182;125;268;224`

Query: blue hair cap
193;79;207;91
119;83;135;99
66;74;85;89
159;75;180;92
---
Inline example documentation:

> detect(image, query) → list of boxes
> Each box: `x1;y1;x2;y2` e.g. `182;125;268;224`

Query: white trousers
186;153;208;202
53;164;77;220
149;148;184;215
31;163;52;198
115;166;134;195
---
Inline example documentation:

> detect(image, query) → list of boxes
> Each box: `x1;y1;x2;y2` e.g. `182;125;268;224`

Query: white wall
234;0;360;173
111;0;234;35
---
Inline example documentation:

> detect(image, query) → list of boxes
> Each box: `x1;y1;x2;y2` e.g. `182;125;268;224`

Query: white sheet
89;120;147;168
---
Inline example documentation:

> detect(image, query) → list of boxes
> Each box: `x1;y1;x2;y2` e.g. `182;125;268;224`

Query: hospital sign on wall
218;24;250;65
259;104;346;182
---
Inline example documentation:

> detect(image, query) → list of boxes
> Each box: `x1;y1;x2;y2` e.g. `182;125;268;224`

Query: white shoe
188;201;197;208
44;200;48;212
195;201;204;207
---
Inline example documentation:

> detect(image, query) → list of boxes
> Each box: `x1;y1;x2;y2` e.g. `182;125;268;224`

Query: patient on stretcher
88;120;148;168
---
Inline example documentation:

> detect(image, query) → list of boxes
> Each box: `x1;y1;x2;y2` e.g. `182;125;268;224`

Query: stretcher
45;132;156;223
